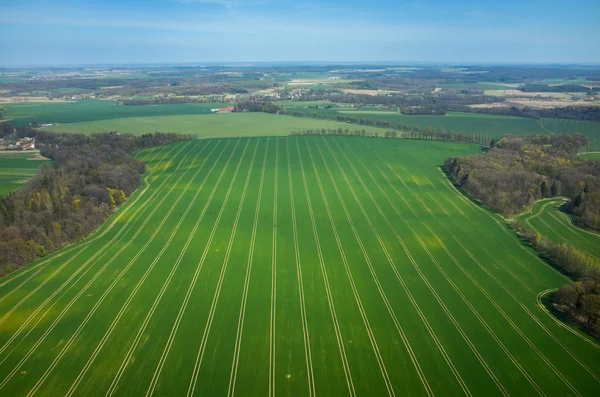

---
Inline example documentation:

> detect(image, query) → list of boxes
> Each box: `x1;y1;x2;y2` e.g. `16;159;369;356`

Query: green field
518;199;600;260
0;137;598;396
1;100;226;126
43;113;390;137
580;152;600;160
0;152;49;196
437;82;521;90
540;119;600;150
335;111;600;150
4;100;599;149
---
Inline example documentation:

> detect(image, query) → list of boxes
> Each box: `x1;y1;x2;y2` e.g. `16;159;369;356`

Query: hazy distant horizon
2;61;600;69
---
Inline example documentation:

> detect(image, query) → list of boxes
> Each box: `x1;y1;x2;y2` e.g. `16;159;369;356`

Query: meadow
0;136;598;396
334;110;600;150
1;100;225;127
43;113;391;138
0;152;49;196
518;199;600;260
4;99;599;149
580;152;600;160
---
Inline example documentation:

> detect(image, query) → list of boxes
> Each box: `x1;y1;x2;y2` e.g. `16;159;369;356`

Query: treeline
401;106;447;115
519;83;597;93
297;113;493;146
288;125;492;145
471;106;600;122
511;221;600;279
445;134;600;229
0;126;191;277
235;101;282;114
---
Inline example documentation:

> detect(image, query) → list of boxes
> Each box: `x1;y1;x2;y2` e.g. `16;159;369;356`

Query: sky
1;0;599;66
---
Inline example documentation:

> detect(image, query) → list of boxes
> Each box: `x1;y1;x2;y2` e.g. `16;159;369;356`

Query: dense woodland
0;125;191;277
555;278;600;335
470;106;600;122
445;134;600;228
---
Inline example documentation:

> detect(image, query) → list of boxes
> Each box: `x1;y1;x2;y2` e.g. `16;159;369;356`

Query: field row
519;199;600;260
0;137;598;396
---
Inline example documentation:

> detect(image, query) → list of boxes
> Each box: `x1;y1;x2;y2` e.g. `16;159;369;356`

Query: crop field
42;113;390;138
333;111;600;150
0;152;49;196
540;119;600;151
338;110;547;135
518;199;600;260
580;152;600;160
1;100;227;127
0;137;599;397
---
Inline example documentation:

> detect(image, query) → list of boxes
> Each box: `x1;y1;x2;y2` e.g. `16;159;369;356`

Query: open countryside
2;0;600;395
518;199;600;260
0;136;598;396
0;151;49;196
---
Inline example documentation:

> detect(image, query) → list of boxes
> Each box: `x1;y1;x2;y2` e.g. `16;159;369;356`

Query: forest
0;125;191;276
445;134;599;227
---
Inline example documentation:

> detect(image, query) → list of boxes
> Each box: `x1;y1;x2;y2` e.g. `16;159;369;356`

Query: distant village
0;137;36;151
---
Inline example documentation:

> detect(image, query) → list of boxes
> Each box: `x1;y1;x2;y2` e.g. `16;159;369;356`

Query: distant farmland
0;152;49;196
0;137;598;396
43;113;390;138
1;100;224;127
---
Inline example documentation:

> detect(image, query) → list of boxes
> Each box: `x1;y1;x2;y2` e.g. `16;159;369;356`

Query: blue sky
1;0;599;65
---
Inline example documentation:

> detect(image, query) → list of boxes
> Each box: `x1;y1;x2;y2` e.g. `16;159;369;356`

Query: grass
517;199;600;260
1;100;227;127
0;152;49;196
580;152;600;160
338;110;546;136
437;82;521;90
0;136;599;397
540;118;600;151
307;109;600;150
43;113;391;138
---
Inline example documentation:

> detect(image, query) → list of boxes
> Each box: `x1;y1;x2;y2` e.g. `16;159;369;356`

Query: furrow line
0;143;174;310
268;138;279;397
0;144;169;292
437;220;596;390
313;140;396;397
186;139;254;397
330;138;480;396
296;138;355;397
65;140;227;397
286;138;316;397
227;138;269;397
0;143;186;355
24;140;211;397
0;140;198;392
102;140;234;397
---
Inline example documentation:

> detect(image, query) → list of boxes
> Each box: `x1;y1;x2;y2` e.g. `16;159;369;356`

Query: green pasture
1;100;228;127
540;118;600;150
0;152;49;196
580;152;600;160
518;199;600;260
0;137;598;397
437;82;521;90
338;110;545;135
305;109;600;150
43;113;391;138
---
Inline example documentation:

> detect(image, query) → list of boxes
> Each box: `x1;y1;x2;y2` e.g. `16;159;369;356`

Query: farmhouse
212;105;236;113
